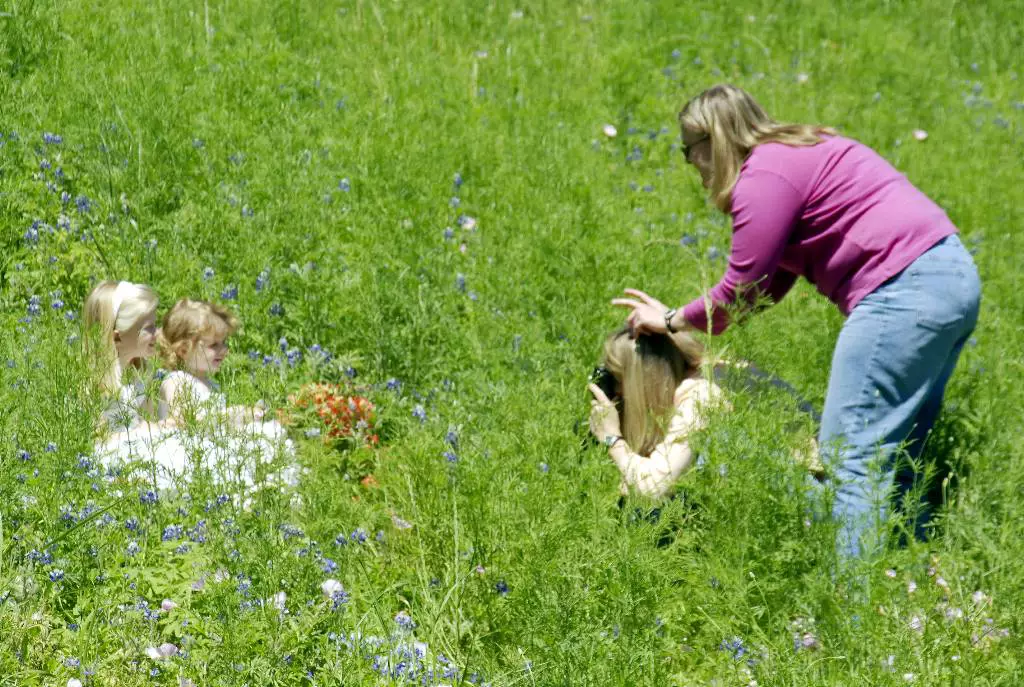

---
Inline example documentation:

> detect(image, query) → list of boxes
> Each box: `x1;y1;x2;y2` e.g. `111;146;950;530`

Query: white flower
602;124;618;138
321;579;343;598
68;680;83;687
907;580;917;594
885;569;897;579
796;72;810;84
272;591;287;610
903;673;916;682
161;599;178;612
912;129;928;141
935;576;949;590
909;615;924;633
972;590;988;605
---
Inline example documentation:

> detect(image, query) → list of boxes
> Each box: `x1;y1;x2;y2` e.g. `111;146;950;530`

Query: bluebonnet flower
350;528;368;544
269;302;284;316
495;580;509;595
77;454;92;470
718;636;748;661
450;196;460;208
286;349;302;366
241;205;254;217
43;132;63;144
139;489;159;505
51;297;64;310
333;532;348;547
322;558;338;574
385;378;402;392
27;549;53;564
45;442;57;452
457;214;477;230
125;517;140;532
23;224;39;244
680;234;696;246
329;587;349;610
455;273;466;292
443;227;455;240
394;611;416;631
17;449;31;462
443;451;458;463
39;158;51;171
445;428;459;449
162;525;183;541
174;543;190;554
193;138;205;148
248;350;260;360
468;291;478;302
64;657;81;669
75;196;91;214
453;172;463;188
221;284;238;300
229;152;245;165
539;462;549;473
202;266;215;280
412;405;427;423
255;268;270;292
707;246;722;260
671;48;681;60
66;311;77;322
338;178;351;192
49;569;65;582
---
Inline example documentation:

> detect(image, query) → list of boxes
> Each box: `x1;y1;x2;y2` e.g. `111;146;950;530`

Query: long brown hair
602;328;703;456
679;84;836;212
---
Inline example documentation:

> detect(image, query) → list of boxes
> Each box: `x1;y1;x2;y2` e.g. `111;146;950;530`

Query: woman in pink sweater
613;84;981;558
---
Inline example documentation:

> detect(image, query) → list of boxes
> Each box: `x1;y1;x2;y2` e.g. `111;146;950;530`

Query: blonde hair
679;84;836;212
158;299;240;370
83;280;159;393
602;328;704;456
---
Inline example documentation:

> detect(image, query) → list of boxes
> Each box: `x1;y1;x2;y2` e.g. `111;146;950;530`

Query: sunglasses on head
683;135;709;162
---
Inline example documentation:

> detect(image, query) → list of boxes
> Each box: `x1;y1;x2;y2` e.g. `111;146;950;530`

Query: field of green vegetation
2;0;1023;684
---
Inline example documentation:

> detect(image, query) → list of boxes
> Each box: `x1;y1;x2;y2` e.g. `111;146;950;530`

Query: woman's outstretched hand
611;288;671;337
588;383;621;440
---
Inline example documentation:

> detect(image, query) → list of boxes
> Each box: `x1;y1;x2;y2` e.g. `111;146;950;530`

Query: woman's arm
682;170;804;335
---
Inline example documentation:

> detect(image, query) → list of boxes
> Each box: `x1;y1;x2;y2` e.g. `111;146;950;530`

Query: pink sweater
682;135;958;334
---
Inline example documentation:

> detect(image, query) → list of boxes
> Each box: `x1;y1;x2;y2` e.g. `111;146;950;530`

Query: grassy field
2;0;1023;684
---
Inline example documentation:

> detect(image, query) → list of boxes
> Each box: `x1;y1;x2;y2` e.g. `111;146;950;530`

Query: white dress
96;373;296;490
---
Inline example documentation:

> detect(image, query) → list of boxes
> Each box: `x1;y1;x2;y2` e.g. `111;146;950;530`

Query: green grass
2;0;1023;684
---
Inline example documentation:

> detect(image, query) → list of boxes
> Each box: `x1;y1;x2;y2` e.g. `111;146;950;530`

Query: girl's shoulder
674;375;724;406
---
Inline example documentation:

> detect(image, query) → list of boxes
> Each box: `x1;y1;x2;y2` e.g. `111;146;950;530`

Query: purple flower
443;451;458;463
455;273;466;292
385;378;402;392
412;405;427;423
255;269;270;292
43;132;63;145
49;569;65;582
495;580;509;595
394;611;416;630
445;428;459;449
202;266;215;280
453;172;463;188
23;224;39;244
162;525;183;541
443;227;455;240
75;196;91;214
719;636;748;661
322;557;338;574
221;284;238;300
139;489;159;505
269;302;284;316
45;442;57;452
350;528;368;544
338;178;351;192
539;462;549;473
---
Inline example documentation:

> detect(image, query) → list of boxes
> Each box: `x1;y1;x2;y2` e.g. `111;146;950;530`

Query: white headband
110;281;137;324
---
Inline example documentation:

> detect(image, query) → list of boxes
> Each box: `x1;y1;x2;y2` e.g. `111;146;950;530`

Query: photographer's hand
588;383;621;440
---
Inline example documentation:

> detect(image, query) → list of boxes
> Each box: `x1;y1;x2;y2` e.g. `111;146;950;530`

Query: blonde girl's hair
602;328;704;456
158;299;240;370
83;280;159;393
679;83;837;212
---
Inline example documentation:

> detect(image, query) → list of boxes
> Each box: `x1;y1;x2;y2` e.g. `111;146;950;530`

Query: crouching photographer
588;327;724;499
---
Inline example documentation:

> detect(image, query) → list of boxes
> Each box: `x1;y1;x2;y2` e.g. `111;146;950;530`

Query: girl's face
114;310;158;361
185;335;229;377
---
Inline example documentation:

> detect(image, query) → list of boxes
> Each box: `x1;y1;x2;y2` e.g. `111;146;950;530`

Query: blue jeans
820;234;981;559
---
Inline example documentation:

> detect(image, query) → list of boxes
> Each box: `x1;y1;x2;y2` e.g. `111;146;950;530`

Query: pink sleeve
682;170;804;334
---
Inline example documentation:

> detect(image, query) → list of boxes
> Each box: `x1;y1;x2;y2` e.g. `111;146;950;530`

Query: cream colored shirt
612;376;723;498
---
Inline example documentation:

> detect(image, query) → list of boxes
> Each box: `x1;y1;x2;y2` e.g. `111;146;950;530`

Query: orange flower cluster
289;383;379;446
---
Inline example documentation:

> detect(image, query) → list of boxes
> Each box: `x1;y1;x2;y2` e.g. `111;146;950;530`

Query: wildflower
719;636;747;660
539;462;549;473
161;599;178;612
271;591;287;610
602;124;618;138
322;558;338;574
412;405;427;423
885;569;897;579
443;451;458;463
255;268;270;292
796;72;810;84
162;525;183;541
453;171;463;188
391;514;413;530
457;215;477;230
45;442;57;452
912;129;928;141
75;196;91;214
338;178;351;192
221;284;238;300
707;246;722;260
17;449;31;461
495;580;509;596
450;196;460;208
908;615;924;633
443;227;455;240
43;132;63;144
971;590;988;605
49;569;65;582
350;528;368;544
27;296;41;316
126;541;140;556
455;273;467;292
395;611;416;630
907;581;917;594
40;158;51;170
51;297;65;310
269;302;284;316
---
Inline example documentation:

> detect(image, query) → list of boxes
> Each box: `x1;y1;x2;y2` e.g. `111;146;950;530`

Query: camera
591;366;618;401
